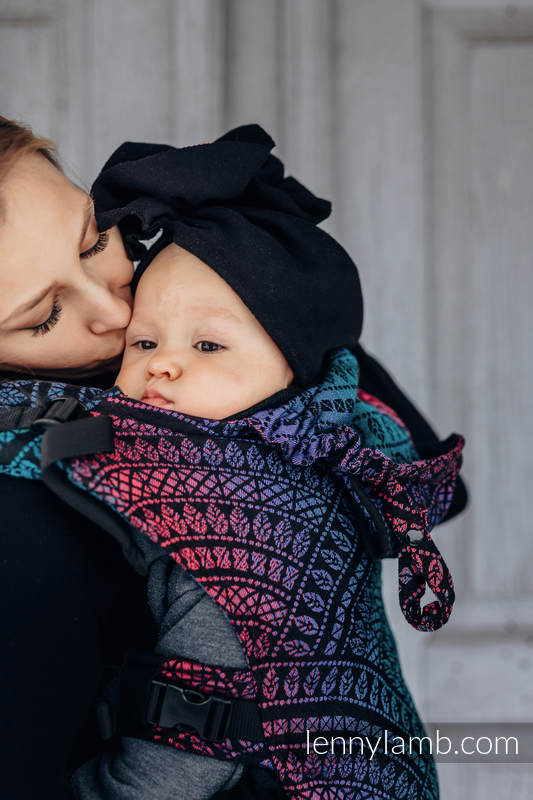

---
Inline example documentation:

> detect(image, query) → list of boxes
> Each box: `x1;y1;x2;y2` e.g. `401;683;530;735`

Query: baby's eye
134;340;157;351
195;341;223;353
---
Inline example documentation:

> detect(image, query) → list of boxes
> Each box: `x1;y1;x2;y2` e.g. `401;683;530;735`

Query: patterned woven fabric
0;347;464;799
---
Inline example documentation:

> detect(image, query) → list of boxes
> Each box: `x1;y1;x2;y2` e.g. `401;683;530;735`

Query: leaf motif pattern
230;506;249;538
312;569;334;591
294;615;319;637
302;592;324;613
303;666;320;698
246;444;265;472
181;438;201;464
206;504;228;535
322;549;343;571
253;511;272;543
339;669;354;697
320;666;338;696
263;666;279;701
224;441;245;469
203;438;223;466
283;639;310;657
284;666;299;699
273;518;292;551
292;527;310;557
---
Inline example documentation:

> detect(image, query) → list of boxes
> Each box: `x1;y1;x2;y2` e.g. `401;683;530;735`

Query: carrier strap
0;395;87;432
39;414;148;575
3;397;150;575
98;650;265;744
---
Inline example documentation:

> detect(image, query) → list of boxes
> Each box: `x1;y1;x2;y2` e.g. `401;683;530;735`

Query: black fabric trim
221;384;304;421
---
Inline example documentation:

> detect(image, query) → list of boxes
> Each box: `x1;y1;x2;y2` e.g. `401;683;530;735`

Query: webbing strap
0;405;51;431
114;650;265;744
41;415;114;471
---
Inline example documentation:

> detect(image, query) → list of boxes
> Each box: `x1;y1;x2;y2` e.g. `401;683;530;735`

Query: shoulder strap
0;394;148;575
39;414;148;575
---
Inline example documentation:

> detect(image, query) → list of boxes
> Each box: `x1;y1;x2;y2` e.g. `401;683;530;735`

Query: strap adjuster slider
146;680;232;742
32;396;87;430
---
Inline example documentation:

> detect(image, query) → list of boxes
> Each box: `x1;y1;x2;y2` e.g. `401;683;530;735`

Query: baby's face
116;243;294;419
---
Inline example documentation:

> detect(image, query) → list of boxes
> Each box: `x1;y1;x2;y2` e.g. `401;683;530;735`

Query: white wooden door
1;1;532;796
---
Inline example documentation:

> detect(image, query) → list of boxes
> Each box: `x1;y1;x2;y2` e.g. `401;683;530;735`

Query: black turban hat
91;123;363;388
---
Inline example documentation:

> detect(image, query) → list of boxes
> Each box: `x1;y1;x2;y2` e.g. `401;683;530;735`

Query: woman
0;118;158;798
0;117;282;800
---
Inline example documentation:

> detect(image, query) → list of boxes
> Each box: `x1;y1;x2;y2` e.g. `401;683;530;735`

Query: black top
0;366;157;799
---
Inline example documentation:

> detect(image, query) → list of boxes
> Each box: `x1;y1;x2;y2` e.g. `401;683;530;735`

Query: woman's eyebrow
79;195;95;249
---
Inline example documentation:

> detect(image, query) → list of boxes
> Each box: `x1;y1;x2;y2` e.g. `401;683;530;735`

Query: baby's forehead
132;273;243;328
133;244;246;321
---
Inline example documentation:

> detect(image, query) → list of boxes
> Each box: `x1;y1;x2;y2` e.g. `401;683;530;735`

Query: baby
116;242;294;420
84;242;299;798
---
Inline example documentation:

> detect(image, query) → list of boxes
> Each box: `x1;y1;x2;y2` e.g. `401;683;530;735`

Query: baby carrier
0;347;464;800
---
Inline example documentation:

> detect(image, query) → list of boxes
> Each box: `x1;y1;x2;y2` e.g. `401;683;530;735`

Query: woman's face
0;152;133;374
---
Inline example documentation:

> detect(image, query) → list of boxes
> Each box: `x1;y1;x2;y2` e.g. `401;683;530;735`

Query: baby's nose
146;353;182;380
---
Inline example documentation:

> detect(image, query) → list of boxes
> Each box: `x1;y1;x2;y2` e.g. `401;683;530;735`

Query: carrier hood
228;347;465;631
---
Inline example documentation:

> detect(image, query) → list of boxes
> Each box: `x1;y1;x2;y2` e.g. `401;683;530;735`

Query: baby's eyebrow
189;305;242;324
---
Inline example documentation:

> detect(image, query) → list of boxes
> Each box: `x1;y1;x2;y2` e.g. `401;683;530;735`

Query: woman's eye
80;230;109;259
135;340;157;351
195;341;223;353
30;298;63;336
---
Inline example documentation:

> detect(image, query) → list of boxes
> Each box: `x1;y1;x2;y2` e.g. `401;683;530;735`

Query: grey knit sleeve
70;553;247;800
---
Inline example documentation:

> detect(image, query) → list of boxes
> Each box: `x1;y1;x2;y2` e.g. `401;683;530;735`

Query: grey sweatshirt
71;537;246;800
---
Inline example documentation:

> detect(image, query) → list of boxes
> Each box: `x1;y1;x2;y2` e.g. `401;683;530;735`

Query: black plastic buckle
32;396;87;431
146;680;232;742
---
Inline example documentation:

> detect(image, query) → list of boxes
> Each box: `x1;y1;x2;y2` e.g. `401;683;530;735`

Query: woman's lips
140;391;174;408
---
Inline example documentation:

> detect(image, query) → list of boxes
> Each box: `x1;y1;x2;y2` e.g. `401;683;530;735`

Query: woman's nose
146;352;182;381
87;288;132;335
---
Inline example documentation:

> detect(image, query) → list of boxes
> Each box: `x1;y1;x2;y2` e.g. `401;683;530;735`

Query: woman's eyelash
81;230;109;259
30;298;62;337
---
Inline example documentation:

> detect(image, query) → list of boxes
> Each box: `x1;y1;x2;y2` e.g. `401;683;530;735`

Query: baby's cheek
115;358;141;397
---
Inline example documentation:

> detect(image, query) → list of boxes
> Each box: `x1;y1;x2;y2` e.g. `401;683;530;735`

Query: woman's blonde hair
0;115;60;182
